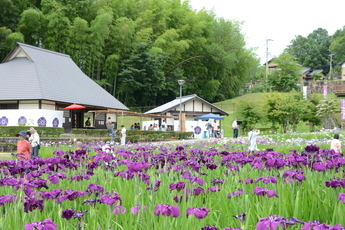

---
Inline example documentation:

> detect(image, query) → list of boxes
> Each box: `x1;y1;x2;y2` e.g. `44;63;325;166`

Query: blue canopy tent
197;113;225;120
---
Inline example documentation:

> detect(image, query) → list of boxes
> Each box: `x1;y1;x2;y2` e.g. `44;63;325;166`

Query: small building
144;94;228;133
0;43;128;132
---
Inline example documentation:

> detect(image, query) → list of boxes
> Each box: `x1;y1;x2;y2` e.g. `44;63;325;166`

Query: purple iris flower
305;145;320;152
169;182;186;191
131;204;148;214
70;174;90;182
232;213;246;225
154;204;180;218
211;178;225;185
201;225;219;230
227;188;246;199
256;215;282;230
193;187;205;196
207;186;221;192
325;178;345;188
47;172;67;184
24;218;57;230
82;199;101;206
100;194;122;205
87;184;105;193
256;176;277;184
113;205;126;214
61;209;88;220
254;187;279;198
186;207;210;219
338;193;345;203
0;194;17;205
300;220;336;230
239;178;255;184
24;196;44;213
39;189;62;200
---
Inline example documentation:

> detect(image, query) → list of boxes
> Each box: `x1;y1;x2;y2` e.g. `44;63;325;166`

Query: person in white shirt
248;128;260;153
232;118;239;138
161;120;167;131
330;133;342;154
29;127;40;156
120;125;126;145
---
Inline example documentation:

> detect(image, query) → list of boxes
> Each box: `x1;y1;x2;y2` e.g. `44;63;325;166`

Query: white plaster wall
19;100;39;110
0;109;63;127
194;101;203;111
185;101;193;111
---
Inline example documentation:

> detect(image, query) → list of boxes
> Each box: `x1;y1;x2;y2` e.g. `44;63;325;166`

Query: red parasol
64;104;86;128
64;103;86;110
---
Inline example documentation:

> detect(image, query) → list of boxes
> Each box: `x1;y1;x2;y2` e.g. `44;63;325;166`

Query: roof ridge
17;42;71;58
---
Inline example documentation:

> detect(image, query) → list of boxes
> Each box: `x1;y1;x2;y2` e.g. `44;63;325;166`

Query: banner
341;100;345;120
323;85;327;99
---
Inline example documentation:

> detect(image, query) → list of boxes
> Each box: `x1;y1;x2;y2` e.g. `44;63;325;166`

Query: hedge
0;126;64;137
71;129;193;142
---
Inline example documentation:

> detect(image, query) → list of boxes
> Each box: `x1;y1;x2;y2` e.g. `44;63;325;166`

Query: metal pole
177;80;185;132
329;54;334;80
179;85;182;131
265;38;273;84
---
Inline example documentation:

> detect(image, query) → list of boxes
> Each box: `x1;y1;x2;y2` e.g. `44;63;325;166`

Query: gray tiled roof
0;43;128;110
145;94;229;115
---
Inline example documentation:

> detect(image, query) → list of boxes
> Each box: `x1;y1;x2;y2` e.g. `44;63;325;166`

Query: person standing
331;133;342;154
205;120;212;138
16;131;32;160
161;120;167;131
232;118;239;138
109;122;116;143
212;121;218;138
85;118;91;127
120;125;126;145
29;127;40;157
248;128;260;153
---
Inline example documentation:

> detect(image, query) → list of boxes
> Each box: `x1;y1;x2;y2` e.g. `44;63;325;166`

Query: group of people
147;120;169;131
205;120;220;138
232;118;343;154
130;123;141;130
16;127;40;160
106;117;126;145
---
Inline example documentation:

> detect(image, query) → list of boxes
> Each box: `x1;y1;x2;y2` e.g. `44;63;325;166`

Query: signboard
323;85;327;99
341;100;345;120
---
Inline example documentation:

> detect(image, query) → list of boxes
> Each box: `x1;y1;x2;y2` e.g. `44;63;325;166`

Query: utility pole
329;54;335;80
265;38;273;83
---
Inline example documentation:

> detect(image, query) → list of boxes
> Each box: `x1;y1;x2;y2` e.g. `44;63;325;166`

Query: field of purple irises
1;134;345;230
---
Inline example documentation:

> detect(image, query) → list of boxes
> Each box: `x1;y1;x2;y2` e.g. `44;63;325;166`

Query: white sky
188;0;344;63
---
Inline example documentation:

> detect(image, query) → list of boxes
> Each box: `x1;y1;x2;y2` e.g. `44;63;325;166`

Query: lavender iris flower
211;178;225;185
338;193;345;203
201;225;219;230
207;186;221;192
154;204;180;218
256;176;277;184
24;218;57;230
113;205;126;214
131;204;148;214
169;182;186;191
227;188;246;199
186;207;210;219
0;194;17;205
325;178;345;188
254;187;279;198
87;184;105;193
100;194;122;205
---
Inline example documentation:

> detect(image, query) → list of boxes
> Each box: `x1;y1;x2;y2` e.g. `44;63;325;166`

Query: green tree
316;99;340;129
234;100;262;133
117;42;167;107
286;28;330;71
18;8;45;46
330;26;345;65
268;53;302;92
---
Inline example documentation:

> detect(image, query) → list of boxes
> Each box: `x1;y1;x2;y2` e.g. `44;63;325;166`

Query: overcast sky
188;0;344;63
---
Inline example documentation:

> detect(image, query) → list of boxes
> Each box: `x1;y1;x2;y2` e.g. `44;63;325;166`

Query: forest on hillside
0;0;259;108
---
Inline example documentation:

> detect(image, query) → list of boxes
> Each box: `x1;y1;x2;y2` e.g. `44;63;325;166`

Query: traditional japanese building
0;43;128;132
